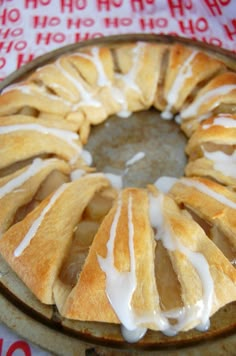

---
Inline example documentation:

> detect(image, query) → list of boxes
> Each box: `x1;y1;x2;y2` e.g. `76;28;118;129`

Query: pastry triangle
161;44;225;117
60;188;159;328
185;156;236;188
180;72;236;136
149;188;236;333
185;114;236;188
186;114;236;158
113;42;164;113
0;115;85;169
169;177;236;263
65;46;123;126
0;157;70;235
0;174;110;304
0;81;73;117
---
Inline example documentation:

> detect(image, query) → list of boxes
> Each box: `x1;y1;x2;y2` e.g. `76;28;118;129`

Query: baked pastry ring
0;40;235;342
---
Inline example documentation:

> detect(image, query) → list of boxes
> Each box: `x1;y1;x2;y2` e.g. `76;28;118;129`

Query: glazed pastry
186;114;236;158
148;188;236;334
0;158;70;235
0;174;111;304
185;114;236;187
169;177;236;264
185;157;236;188
0;115;87;169
56;188;157;326
159;44;225;119
113;42;166;115
67;46;123;123
56;187;236;337
179;72;236;136
0;81;73;117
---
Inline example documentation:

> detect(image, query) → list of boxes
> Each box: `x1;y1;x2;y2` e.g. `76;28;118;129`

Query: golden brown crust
0;115;85;169
163;44;225;113
0;174;110;304
169;177;236;255
180;72;236;136
61;188;158;325
186;114;236;157
185;157;236;188
0;158;70;235
160;193;236;326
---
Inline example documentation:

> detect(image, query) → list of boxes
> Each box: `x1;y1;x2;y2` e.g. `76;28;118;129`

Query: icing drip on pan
125;152;146;167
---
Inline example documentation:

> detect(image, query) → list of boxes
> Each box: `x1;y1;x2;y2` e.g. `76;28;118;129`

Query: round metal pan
0;34;235;355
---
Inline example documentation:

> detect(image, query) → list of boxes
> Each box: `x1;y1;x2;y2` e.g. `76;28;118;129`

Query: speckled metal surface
0;34;235;355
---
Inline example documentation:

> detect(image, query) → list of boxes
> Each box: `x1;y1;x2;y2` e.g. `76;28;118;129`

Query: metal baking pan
0;34;235;355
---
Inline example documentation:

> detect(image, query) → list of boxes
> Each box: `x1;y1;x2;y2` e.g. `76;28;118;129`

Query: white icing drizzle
48;81;78;101
0;158;53;199
161;50;198;120
180;178;236;209
3;81;72;107
121;324;147;343
74;47;111;87
98;194;138;330
75;46;133;117
115;42;146;118
104;173;123;190
126;152;146;167
149;193;214;334
116;42;144;94
55;58;101;109
70;169;85;181
0;123;81;162
2;82;31;95
98;193;168;341
80;149;93;166
14;183;68;257
203;149;236;178
202;116;236;129
74;45;131;118
112;86;131;118
154;176;178;194
180;85;236;119
161;111;174;120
